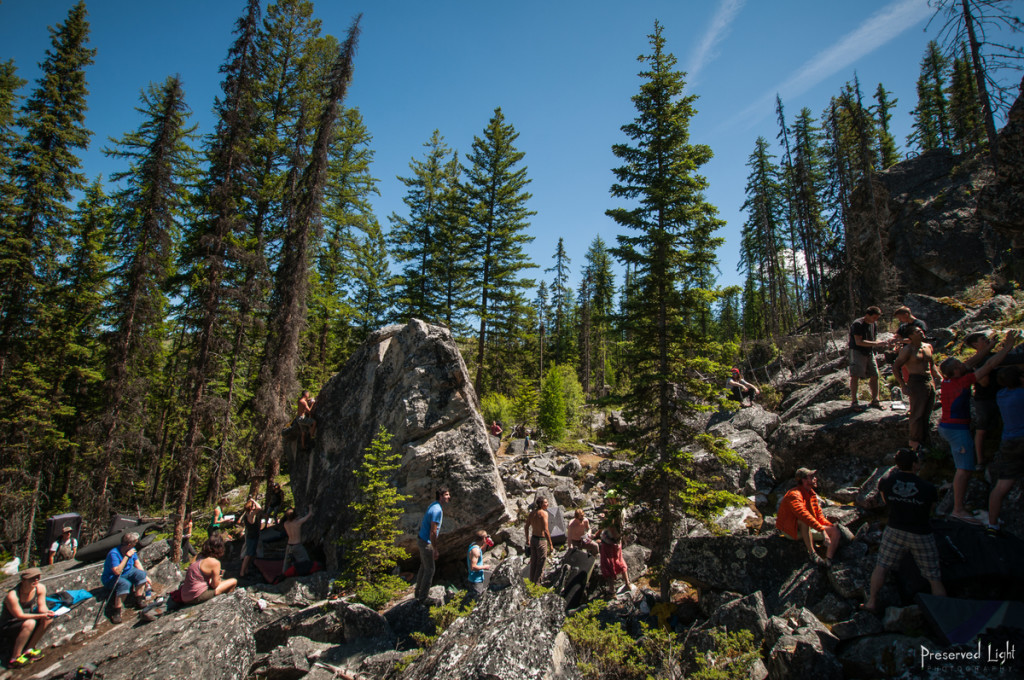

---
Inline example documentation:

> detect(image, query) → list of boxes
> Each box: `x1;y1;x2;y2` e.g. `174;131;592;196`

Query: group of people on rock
414;485;633;604
851;305;1024;533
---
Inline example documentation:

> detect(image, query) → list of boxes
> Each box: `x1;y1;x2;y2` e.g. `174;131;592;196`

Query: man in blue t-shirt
415;486;450;602
101;532;150;623
987;366;1024;535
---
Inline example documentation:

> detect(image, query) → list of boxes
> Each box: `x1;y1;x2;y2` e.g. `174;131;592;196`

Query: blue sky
0;0;1011;294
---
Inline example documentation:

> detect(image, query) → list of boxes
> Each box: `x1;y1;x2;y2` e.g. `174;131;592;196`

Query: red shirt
777;485;831;538
940;372;976;428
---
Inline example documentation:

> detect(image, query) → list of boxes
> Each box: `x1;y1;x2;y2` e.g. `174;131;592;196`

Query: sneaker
110;608;122;624
25;648;42;661
986;525;1000;538
10;655;29;667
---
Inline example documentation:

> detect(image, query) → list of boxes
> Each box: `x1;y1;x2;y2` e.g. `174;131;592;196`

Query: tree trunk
961;0;999;168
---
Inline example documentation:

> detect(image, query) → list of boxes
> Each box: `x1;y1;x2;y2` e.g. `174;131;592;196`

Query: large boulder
28;590;259;680
978;75;1024;236
400;558;581;680
700;424;776;496
288;320;513;568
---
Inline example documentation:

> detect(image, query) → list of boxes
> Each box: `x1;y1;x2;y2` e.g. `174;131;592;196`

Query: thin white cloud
687;0;746;83
730;0;932;129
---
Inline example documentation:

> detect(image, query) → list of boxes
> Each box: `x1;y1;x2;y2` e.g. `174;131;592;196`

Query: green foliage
538;365;567;442
511;382;539;425
564;600;682;680
524;580;553;598
689;629;760;680
410;592;476;649
353;574;408;610
480;392;513;428
555;364;586;433
340;426;410;589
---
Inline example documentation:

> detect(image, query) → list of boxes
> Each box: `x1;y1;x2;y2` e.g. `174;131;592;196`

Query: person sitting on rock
1;568;54;667
864;448;945;613
101;531;151;624
777;468;840;566
566;508;598;556
466;530;492;600
893;325;942;453
938;330;1020;522
525;497;554;584
726;368;760;407
987;365;1024;537
48;525;78;564
848;306;891;410
281;506;313;572
180;534;238;605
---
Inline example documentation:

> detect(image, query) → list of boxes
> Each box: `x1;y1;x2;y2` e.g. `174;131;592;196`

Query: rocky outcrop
400;558;581;680
978;75;1024;235
288;320;512;568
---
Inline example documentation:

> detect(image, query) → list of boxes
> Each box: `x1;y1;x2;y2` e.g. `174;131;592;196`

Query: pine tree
0;0;94;381
537;365;567;442
350;218;393;333
791;107;833;320
250;17;363;493
873;84;900;168
607;22;738;598
948;43;985;154
432;152;474;334
462;107;537;395
96;75;196;514
582;236;616;395
0;60;25;240
546;238;572;365
389;130;452;321
909;41;951;152
341;426;410;590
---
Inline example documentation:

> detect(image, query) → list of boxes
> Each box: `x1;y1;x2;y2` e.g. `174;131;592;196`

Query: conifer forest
0;0;1020;563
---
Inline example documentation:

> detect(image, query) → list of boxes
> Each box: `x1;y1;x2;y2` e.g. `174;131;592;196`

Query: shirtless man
297;390;316;448
894;325;942;451
281;507;313;571
525;497;554;584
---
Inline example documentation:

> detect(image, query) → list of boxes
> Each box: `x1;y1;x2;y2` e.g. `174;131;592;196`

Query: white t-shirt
50;537;78;553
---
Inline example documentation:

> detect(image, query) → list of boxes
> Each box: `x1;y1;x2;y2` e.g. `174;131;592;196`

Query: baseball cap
62;525;73;532
795;467;817;480
21;567;42;581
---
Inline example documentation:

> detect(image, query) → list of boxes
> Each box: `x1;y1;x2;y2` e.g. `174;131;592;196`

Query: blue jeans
112;568;148;596
939;425;976;470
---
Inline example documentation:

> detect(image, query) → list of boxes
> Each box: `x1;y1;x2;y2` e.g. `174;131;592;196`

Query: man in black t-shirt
849;306;889;411
863;448;946;613
894;306;928;343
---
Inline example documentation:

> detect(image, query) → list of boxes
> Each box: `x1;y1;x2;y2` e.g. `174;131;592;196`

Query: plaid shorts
876;526;941;580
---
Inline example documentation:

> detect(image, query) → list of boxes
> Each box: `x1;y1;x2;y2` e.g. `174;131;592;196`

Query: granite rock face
288;320;512;568
978;75;1024;236
400;559;581;680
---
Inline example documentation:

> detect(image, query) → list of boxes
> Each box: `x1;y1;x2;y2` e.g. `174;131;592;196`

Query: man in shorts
849;306;889;410
893;325;942;452
525;497;554;584
987;365;1024;536
938;330;1020;521
864;448;945;613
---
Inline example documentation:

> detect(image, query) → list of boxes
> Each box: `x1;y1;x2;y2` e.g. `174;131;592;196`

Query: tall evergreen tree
546;237;572;365
462;107;536;395
607;22;736;599
0;60;25;240
0;0;94;382
948;43;986;154
582;236;616;394
790;107;832;320
909;41;951;151
250;17;363;493
873;84;900;168
432;152;474;334
96;75;196;514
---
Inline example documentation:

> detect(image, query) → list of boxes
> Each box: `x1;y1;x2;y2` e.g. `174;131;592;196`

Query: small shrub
524;580;553;598
481;393;513;427
757;384;782;411
564;600;680;680
689;628;760;680
411;592;476;649
352;574;407;610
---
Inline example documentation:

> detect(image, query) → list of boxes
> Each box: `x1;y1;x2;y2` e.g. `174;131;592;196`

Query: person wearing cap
48;525;78;564
863;448;945;613
1;568;55;667
726;368;760;408
777;468;841;566
465;529;493;600
525;496;554;584
415;486;450;602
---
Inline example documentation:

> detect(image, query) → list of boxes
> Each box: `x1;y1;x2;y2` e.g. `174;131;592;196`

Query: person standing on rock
849;306;890;411
893;325;942;452
297;390;316;449
777;468;840;566
466;529;492;600
938;330;1020;522
281;506;313;571
987;365;1024;537
48;525;78;564
864;448;945;613
240;496;262;578
415;486;450;601
525;497;553;584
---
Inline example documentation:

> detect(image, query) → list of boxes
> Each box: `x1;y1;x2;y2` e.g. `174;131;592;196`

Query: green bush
564;600;681;680
689;629;760;680
410;592;476;649
481;393;513;428
353;574;408;610
554;364;585;433
538;366;567;441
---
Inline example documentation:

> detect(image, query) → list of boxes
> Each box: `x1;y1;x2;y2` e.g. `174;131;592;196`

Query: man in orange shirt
777;468;841;566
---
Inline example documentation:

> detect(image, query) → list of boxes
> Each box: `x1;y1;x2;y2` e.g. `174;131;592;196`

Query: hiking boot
109;608;122;624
